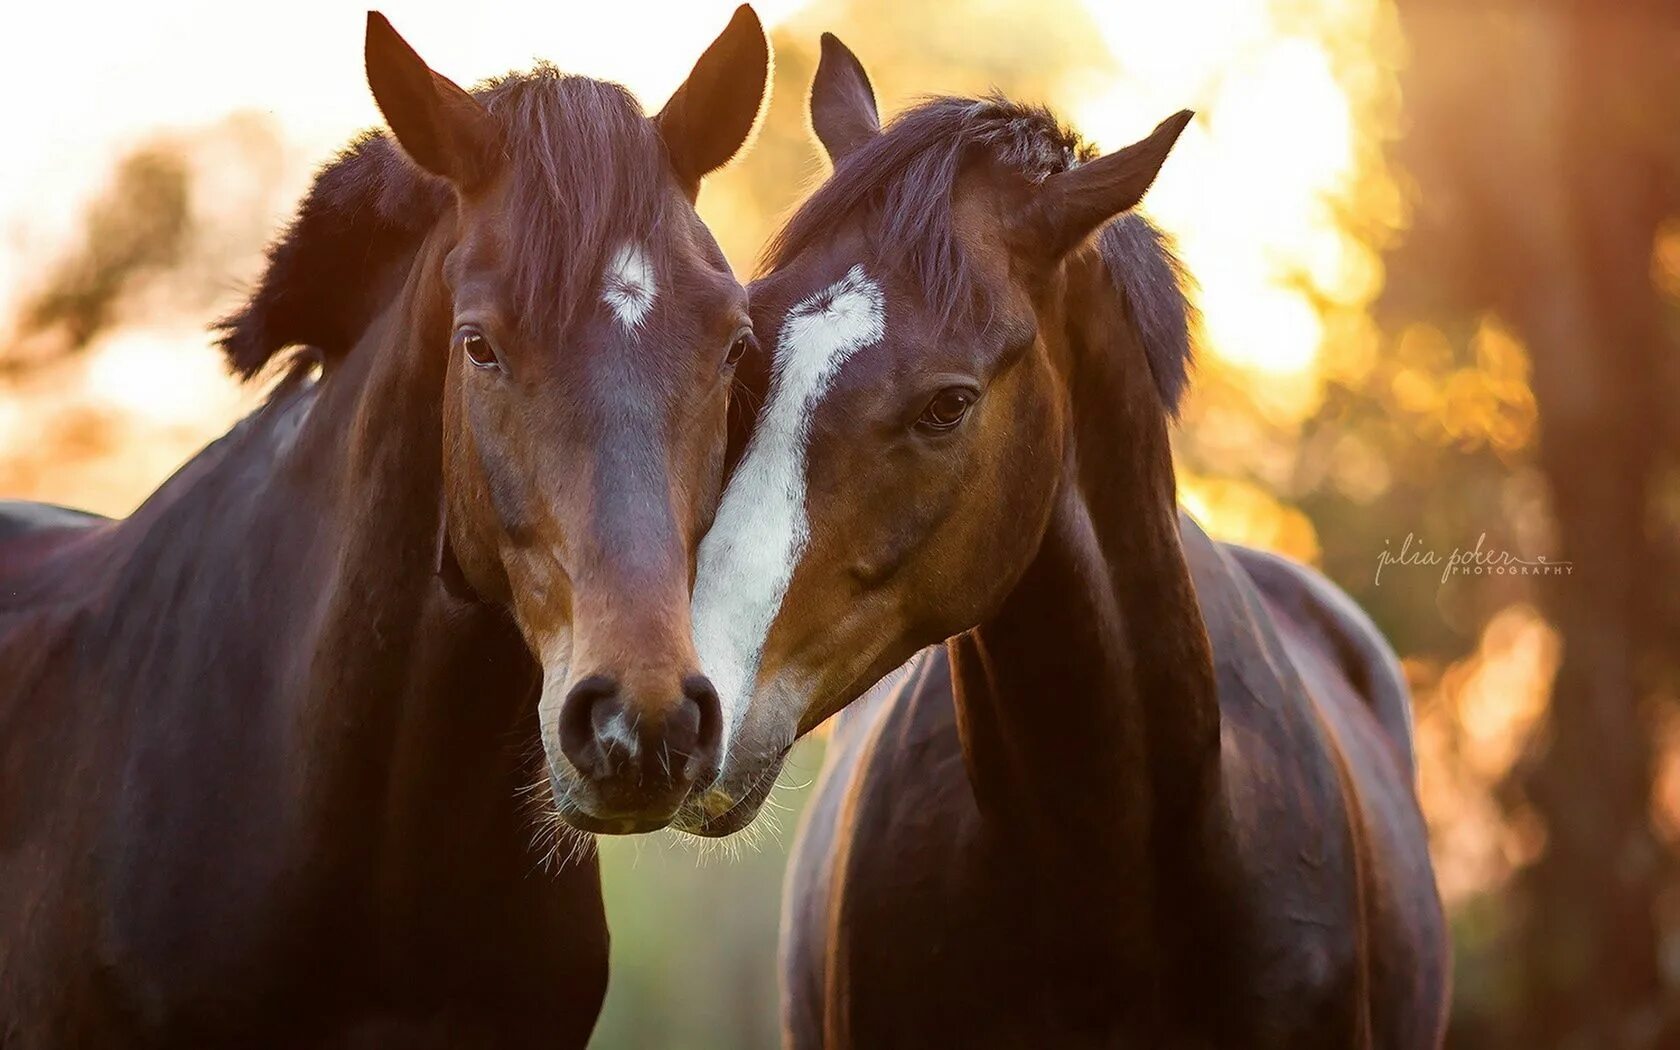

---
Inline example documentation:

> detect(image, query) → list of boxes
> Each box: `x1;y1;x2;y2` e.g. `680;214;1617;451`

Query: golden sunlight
0;0;1408;517
1073;0;1401;416
1414;604;1558;905
0;0;812;516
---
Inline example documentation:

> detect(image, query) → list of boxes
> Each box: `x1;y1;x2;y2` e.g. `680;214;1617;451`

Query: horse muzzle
546;671;724;833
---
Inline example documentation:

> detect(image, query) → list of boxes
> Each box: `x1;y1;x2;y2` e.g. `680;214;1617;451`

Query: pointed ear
364;12;500;190
1018;110;1192;264
656;5;770;200
810;33;879;166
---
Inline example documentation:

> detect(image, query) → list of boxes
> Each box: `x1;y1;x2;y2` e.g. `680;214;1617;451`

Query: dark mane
1096;214;1197;416
766;95;1195;412
217;65;670;380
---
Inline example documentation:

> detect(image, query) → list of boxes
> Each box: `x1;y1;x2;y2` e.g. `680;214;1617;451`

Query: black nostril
663;693;701;754
558;673;723;800
679;674;723;783
559;674;620;780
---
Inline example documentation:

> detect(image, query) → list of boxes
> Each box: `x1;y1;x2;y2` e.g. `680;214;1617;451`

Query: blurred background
4;0;1677;1046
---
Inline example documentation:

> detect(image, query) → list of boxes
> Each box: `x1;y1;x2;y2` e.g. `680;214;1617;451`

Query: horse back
1223;544;1415;771
0;500;108;540
0;500;112;593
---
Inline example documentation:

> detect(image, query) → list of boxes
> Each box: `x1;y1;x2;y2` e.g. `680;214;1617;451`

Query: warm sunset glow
0;0;813;516
1414;604;1558;905
0;0;1406;518
1178;471;1322;564
0;2;790;320
1073;0;1400;407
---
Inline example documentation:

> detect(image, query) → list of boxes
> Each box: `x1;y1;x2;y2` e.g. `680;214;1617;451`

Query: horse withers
0;10;767;1047
687;35;1450;1049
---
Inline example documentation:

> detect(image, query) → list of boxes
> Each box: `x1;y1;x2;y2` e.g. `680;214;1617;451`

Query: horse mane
217;65;670;380
215;131;443;380
765;95;1196;414
1095;214;1197;417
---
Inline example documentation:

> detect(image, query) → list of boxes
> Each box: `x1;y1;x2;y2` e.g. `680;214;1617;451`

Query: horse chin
545;767;685;836
668;748;790;838
669;798;762;838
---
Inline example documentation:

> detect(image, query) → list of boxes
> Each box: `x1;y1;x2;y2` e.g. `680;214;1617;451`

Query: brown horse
0;10;767;1047
685;36;1449;1048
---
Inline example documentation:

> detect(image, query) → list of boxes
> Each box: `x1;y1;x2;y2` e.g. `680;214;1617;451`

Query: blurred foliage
1353;0;1680;1044
15;147;191;359
6;113;288;369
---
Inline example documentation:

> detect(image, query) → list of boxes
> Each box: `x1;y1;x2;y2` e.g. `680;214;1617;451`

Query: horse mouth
546;767;692;835
670;745;791;838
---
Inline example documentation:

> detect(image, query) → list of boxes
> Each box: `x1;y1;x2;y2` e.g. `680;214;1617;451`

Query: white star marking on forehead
601;243;657;329
691;264;886;769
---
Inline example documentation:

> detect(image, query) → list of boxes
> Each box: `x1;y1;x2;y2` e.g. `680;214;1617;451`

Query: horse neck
947;251;1223;895
282;222;534;846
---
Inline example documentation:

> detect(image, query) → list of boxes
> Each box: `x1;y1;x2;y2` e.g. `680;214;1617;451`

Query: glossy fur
0;10;768;1046
710;38;1449;1048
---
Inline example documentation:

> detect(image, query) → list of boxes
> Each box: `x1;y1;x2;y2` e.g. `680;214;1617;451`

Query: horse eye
917;388;976;432
458;326;500;370
725;330;756;368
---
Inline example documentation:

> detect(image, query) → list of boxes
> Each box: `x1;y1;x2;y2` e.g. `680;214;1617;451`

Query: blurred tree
5;112;288;371
11;147;190;364
1380;1;1680;1046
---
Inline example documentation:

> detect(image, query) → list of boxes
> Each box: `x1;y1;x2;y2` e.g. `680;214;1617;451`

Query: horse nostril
680;674;723;784
663;694;701;760
557;673;723;798
558;674;621;780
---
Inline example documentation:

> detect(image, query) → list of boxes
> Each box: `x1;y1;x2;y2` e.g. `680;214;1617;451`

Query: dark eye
918;388;976;432
725;329;756;368
457;326;500;370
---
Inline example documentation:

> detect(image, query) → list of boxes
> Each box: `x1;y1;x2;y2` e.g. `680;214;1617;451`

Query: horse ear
1019;110;1192;264
656;5;770;200
810;33;879;166
364;12;500;190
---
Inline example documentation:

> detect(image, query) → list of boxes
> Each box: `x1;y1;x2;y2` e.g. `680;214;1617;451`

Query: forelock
216;64;674;379
481;68;671;341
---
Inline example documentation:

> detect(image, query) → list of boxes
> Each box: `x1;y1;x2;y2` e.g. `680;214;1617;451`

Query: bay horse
686;35;1450;1048
0;10;767;1047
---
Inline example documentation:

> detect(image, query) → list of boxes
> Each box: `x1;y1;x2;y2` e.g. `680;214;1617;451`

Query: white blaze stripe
602;243;657;329
691;265;886;766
